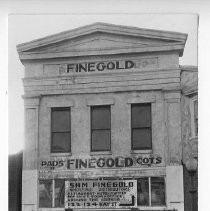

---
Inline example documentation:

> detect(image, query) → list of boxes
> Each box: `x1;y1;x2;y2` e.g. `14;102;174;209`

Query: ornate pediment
17;22;187;60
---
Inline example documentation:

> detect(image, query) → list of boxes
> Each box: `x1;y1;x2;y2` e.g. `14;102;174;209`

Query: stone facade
17;23;189;211
181;66;198;211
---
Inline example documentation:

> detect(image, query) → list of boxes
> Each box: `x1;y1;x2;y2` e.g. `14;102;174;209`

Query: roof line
17;22;188;53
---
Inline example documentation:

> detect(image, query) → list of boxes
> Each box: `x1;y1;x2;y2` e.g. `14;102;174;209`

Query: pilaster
23;95;40;170
22;95;40;211
163;90;182;165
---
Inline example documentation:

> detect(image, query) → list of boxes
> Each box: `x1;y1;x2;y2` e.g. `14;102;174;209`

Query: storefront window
151;177;165;206
55;179;65;207
39;180;53;208
91;106;111;151
131;104;152;150
39;177;165;208
137;177;165;207
137;177;149;205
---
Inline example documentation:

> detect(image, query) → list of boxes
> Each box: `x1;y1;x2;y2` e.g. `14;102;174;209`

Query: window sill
90;151;112;156
38;206;167;211
39;209;130;211
50;152;72;157
130;149;153;154
136;206;167;210
38;208;64;211
189;136;198;142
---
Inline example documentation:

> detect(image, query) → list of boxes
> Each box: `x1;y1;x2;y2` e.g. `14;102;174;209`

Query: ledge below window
189;136;198;142
39;208;64;211
135;206;168;210
50;152;72;157
130;149;153;154
90;151;112;156
38;206;169;211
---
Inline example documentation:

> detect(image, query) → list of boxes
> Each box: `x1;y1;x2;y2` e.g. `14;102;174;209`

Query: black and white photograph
7;12;199;211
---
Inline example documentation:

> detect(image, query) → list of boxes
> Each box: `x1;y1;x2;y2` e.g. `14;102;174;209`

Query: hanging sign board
65;179;137;209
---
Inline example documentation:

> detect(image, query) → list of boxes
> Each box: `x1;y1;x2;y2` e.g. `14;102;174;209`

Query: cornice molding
19;43;185;60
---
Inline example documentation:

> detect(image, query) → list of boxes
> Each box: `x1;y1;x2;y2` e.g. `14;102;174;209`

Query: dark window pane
137;178;149;206
151;177;165;206
52;109;70;132
132;104;151;128
194;100;198;136
195;119;198;136
55;180;65;207
39;180;52;208
92;130;110;151
132;128;152;150
52;132;71;153
91;106;110;129
194;100;198;119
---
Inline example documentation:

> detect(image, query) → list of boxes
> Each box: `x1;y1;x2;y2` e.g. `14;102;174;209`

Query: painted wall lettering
40;155;162;170
59;58;158;74
66;60;134;73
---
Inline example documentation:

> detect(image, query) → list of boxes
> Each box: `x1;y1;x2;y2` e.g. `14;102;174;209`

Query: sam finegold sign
65;179;137;209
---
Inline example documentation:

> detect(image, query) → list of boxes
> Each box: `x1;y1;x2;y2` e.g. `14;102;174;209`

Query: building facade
17;23;188;211
9;151;23;211
181;66;198;211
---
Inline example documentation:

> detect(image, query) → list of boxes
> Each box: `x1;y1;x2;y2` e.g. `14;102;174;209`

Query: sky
8;14;198;154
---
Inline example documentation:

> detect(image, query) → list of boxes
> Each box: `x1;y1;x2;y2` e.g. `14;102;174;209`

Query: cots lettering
67;60;134;73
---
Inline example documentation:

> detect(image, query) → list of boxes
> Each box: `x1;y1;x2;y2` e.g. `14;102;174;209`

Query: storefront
17;22;187;211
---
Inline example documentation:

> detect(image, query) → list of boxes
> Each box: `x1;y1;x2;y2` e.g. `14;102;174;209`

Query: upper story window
190;96;198;138
131;103;152;150
91;105;111;152
51;107;71;153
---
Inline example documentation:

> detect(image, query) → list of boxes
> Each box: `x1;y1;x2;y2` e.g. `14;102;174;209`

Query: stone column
22;95;40;211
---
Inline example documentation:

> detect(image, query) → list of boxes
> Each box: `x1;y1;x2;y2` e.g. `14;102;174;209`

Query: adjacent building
9;151;23;211
181;65;198;211
17;23;191;211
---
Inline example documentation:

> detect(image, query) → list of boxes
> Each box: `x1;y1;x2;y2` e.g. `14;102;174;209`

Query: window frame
38;179;53;208
190;96;198;138
39;179;65;209
90;105;111;152
137;176;166;207
131;103;152;151
51;107;71;153
54;179;65;208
